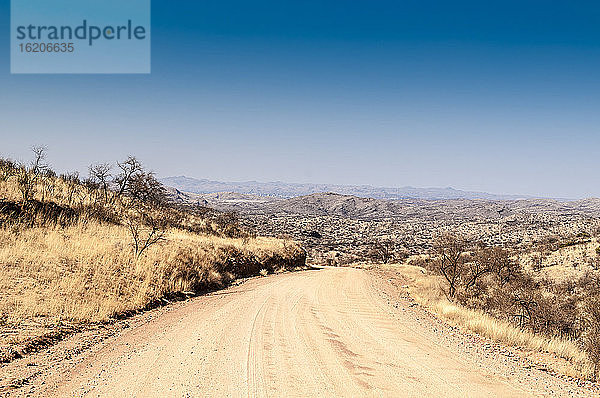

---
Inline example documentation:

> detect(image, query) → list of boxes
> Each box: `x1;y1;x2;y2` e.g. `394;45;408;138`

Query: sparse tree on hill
16;146;49;202
114;156;143;199
112;157;167;207
127;170;167;205
432;233;471;299
16;167;35;202
89;163;112;203
30;146;48;175
488;247;519;286
466;246;517;290
463;248;493;292
126;210;167;258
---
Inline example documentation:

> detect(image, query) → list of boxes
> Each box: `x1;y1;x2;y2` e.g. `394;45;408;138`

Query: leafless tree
16;166;35;202
466;246;517;290
127;170;167;205
488;247;518;286
16;147;49;202
40;177;54;202
370;239;398;264
114;156;143;198
89;163;112;203
112;157;167;207
463;251;492;292
511;294;537;329
432;233;471;299
30;146;48;175
126;210;167;257
60;172;80;206
0;158;16;182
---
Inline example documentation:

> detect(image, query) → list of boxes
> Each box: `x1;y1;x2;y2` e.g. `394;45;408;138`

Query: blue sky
1;1;599;198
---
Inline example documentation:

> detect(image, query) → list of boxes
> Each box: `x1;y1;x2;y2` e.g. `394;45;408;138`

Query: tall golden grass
0;222;301;324
0;162;304;362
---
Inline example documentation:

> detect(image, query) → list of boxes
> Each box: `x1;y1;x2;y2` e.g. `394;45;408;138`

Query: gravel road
4;267;597;397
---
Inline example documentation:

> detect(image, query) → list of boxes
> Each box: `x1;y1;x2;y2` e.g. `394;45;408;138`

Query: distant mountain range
160;176;536;201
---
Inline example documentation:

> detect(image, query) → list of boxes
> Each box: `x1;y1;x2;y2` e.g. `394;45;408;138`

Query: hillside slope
0;156;305;365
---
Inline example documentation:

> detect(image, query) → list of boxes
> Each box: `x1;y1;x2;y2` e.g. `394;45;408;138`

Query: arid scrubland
189;191;600;265
374;264;594;378
0;151;305;363
4;149;598;385
374;236;600;382
187;190;600;382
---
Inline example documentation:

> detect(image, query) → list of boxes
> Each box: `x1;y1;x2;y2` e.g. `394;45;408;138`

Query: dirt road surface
4;267;596;397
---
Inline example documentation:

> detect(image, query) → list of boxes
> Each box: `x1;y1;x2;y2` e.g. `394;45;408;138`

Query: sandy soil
2;267;597;397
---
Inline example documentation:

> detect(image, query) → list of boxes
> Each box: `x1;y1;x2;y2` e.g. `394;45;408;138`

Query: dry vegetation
0;149;305;363
398;232;600;382
376;264;593;377
196;190;600;382
196;192;600;266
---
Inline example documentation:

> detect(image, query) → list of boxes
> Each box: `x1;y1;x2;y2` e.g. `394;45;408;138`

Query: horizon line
160;175;587;202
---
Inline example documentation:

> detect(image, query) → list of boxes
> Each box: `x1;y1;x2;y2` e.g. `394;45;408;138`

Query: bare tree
60;172;80;206
30;146;48;175
0;158;17;182
89;163;112;203
432;233;471;299
487;247;518;286
463;250;492;292
127;170;167;205
112;157;168;207
126;210;167;257
16;166;35;202
511;294;537;329
16;147;49;202
114;156;143;198
40;177;54;202
463;246;517;290
370;239;399;264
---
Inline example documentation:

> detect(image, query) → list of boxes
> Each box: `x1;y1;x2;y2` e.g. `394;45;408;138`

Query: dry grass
0;220;304;362
0;222;299;323
0;164;305;362
382;263;596;379
521;239;600;283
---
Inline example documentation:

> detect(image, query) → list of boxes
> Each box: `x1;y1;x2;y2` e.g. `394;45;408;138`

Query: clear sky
1;1;599;198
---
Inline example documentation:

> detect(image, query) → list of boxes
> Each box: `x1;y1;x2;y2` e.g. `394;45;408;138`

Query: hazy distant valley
161;176;537;201
164;177;600;265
